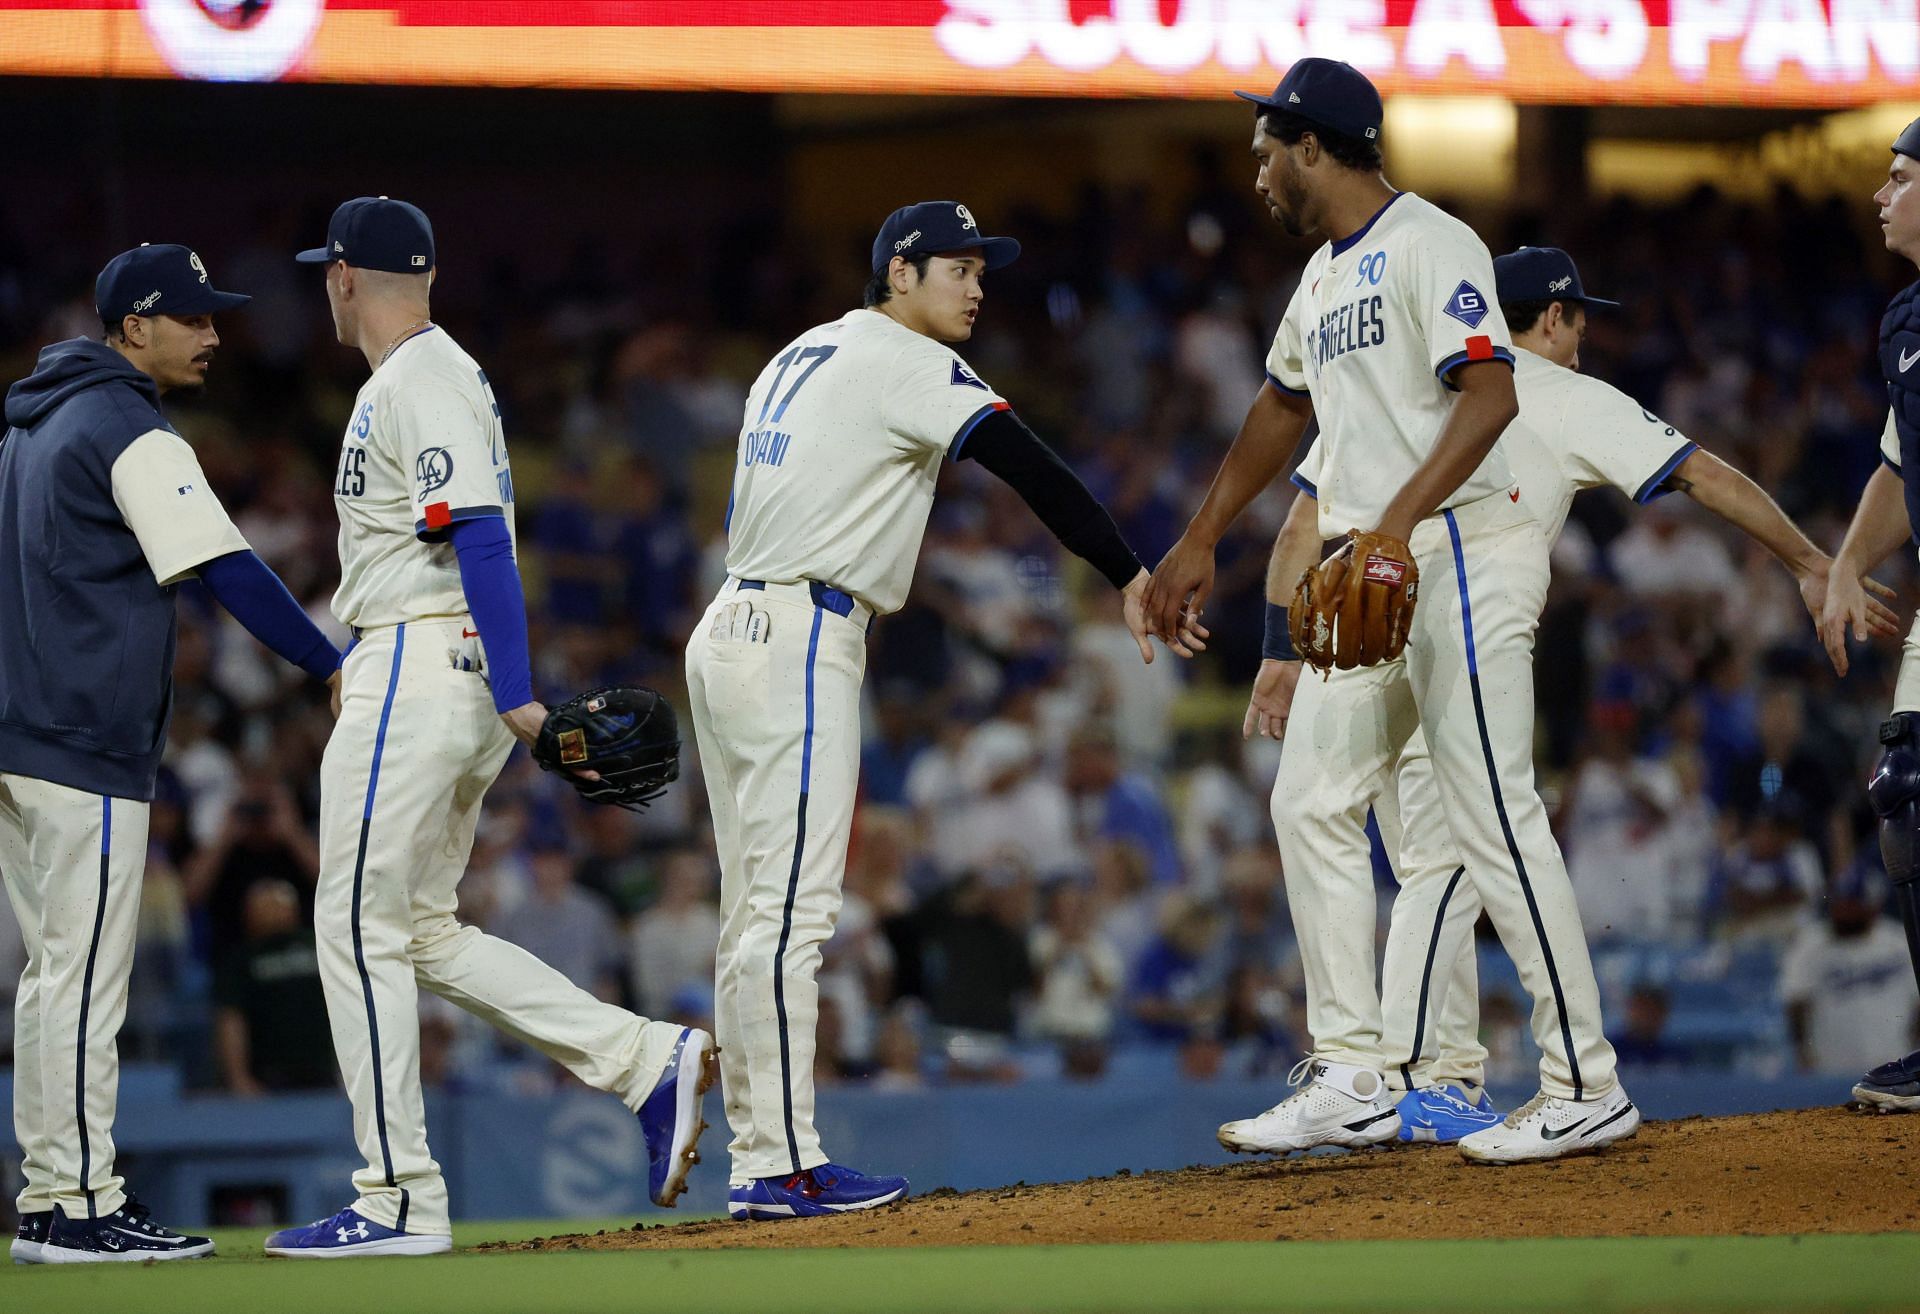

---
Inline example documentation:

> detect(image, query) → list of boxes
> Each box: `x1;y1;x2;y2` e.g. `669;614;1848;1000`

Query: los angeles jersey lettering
723;309;1007;616
331;327;517;628
1266;192;1518;539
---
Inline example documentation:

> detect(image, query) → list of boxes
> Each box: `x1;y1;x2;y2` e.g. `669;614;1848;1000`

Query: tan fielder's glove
1289;529;1420;674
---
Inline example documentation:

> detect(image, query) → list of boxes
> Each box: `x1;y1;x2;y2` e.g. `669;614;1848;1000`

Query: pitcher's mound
498;1106;1918;1252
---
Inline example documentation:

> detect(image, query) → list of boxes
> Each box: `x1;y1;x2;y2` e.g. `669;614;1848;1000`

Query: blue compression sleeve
448;515;534;714
198;550;341;682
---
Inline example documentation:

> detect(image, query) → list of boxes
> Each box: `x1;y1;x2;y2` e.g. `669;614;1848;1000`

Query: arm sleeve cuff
1265;371;1309;397
1289;471;1318;499
1884;451;1903;476
196;550;341;682
415;504;506;543
1435;346;1516;392
1634;442;1700;504
449;517;534;713
1262;602;1299;662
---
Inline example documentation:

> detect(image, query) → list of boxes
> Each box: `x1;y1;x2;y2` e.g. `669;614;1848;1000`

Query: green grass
6;1223;1917;1313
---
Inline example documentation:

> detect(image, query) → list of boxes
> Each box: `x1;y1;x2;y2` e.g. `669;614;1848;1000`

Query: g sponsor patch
950;360;989;391
1443;280;1489;329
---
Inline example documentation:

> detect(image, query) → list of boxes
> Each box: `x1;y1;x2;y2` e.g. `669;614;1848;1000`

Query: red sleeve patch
424;501;451;529
1466;335;1494;361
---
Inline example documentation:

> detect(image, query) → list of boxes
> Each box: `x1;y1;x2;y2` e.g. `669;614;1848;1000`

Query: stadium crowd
1;176;1917;1102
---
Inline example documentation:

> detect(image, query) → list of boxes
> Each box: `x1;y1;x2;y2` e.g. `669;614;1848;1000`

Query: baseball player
4;245;345;1263
1147;60;1638;1163
689;200;1199;1220
1275;248;1898;1141
1821;117;1920;1115
265;198;713;1258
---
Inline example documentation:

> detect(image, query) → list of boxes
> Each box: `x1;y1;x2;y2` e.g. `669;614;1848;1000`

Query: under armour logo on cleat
337;1223;371;1242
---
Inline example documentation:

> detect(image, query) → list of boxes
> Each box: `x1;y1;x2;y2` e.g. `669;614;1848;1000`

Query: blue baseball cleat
1396;1083;1502;1144
637;1026;719;1207
11;1212;50;1265
264;1206;449;1259
41;1198;213;1263
728;1163;909;1220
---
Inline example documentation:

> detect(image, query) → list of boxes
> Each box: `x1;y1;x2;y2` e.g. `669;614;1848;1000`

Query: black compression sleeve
954;407;1142;590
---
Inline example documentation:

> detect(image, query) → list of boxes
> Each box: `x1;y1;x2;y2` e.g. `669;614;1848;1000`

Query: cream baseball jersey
722;308;1008;615
109;429;250;585
1293;347;1698;545
330;327;516;628
1266;192;1517;538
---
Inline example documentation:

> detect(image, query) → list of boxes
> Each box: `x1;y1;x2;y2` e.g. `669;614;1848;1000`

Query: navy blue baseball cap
871;201;1020;277
95;244;250;322
295;196;435;273
1235;58;1382;144
1493;247;1620;310
1895;116;1920;159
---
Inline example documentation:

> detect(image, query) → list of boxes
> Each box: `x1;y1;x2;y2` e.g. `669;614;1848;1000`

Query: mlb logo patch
1363;555;1406;587
950;360;989;391
1443;280;1489;329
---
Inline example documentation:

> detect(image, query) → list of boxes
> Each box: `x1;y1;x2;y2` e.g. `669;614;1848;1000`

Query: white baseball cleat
1457;1084;1640;1164
1217;1058;1401;1155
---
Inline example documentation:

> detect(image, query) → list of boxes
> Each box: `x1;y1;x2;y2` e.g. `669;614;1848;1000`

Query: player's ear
889;255;912;296
121;315;147;348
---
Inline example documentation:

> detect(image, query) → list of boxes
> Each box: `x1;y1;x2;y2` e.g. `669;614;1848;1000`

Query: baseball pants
1270;490;1616;1101
316;618;683;1235
685;579;866;1184
0;772;147;1222
1373;731;1491;1092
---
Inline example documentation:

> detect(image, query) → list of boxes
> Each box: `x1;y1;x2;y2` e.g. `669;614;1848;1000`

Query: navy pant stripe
1444;511;1582;1101
1401;865;1466;1087
352;625;408;1202
772;604;825;1176
74;795;110;1218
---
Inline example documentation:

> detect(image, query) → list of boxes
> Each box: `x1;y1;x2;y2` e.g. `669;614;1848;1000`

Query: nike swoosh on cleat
1539;1117;1591;1141
1902;346;1920;372
1587;1103;1636;1135
1343;1109;1399;1132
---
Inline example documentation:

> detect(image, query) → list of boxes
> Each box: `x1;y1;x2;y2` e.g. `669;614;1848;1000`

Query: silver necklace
377;320;432;369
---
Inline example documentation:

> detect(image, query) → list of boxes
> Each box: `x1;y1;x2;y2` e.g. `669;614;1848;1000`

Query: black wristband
1262;602;1299;662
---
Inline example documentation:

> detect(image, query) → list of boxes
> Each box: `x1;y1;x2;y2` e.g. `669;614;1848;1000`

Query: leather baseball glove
533;685;681;811
1289;530;1420;673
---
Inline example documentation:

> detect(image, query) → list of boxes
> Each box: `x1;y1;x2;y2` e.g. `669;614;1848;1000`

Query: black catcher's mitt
533;686;680;811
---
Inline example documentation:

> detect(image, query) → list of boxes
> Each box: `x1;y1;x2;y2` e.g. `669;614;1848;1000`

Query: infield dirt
497;1107;1918;1253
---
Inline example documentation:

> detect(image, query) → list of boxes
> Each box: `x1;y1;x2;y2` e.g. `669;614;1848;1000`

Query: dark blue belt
736;579;860;619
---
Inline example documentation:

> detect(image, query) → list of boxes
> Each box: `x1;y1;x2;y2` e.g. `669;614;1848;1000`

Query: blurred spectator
1065;725;1181;886
628;849;721;1019
1782;864;1920;1073
917;865;1035;1081
1557;701;1684;942
934;722;1079;882
1127;892;1226;1044
499;841;624;1002
212;881;333;1095
1707;799;1824;946
1608;984;1689;1070
573;806;654;915
861;685;930;809
1028;881;1124;1075
184;775;319;958
1724;685;1847;860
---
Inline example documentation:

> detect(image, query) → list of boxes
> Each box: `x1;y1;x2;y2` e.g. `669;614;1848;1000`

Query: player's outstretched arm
1662;449;1900;648
1245;491;1322;741
1372;360;1518;543
957;407;1207;663
1146;382;1313;639
197;549;343;682
1825;463;1913;675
